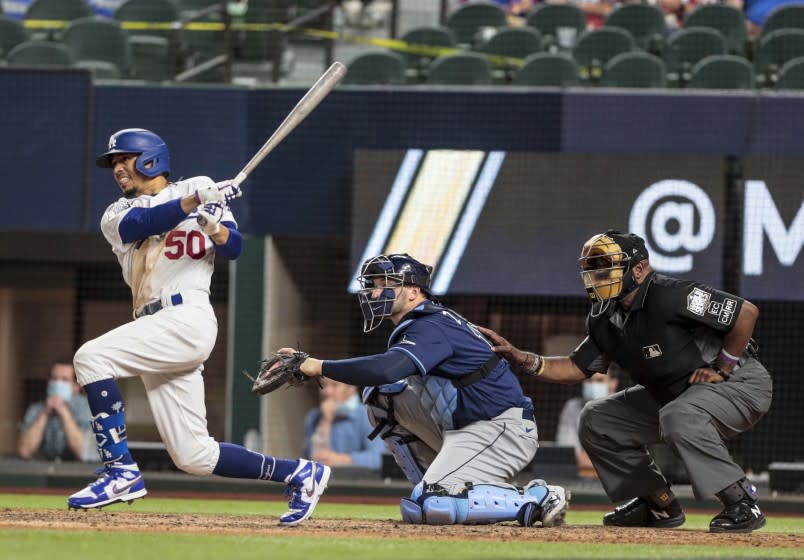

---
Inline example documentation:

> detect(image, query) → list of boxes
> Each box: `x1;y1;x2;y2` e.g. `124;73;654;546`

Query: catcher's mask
579;230;648;317
95;128;170;178
357;253;433;332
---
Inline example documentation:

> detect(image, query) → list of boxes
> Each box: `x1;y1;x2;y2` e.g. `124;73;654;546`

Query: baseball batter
479;230;772;533
290;253;569;526
67;128;329;526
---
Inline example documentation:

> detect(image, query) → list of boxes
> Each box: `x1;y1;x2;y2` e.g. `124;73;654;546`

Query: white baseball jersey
100;176;236;312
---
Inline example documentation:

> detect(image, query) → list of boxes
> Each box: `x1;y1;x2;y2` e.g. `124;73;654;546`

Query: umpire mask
579;230;648;317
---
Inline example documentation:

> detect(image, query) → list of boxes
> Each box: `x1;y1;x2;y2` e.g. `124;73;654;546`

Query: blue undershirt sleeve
119;198;187;243
215;222;242;260
322;351;418;386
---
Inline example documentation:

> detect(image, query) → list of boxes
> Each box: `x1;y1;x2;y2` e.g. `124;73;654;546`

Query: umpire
479;229;772;533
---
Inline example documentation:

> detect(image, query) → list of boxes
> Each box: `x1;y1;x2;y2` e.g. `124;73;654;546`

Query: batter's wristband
719;348;740;365
528;353;545;376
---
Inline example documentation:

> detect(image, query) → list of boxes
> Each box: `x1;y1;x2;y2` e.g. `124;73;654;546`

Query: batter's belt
134;290;210;319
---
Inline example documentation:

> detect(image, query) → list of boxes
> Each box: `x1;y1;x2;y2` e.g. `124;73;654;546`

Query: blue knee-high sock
213;443;298;482
83;378;134;465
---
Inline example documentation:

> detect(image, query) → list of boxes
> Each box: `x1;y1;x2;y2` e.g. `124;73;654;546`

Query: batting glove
194;180;242;205
197;202;224;236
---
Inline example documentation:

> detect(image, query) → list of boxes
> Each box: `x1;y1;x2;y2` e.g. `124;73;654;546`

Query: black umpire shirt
569;271;744;405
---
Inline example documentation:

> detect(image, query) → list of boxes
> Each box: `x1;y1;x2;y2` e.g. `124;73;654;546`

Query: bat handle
231;171;248;188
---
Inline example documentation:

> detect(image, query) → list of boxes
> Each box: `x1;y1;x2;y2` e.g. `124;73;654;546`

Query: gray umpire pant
578;358;772;501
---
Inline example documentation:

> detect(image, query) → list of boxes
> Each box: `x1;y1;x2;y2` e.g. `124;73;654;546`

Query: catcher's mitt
243;351;313;395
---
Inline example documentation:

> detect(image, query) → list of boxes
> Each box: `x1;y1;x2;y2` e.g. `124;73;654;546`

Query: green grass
1;493;801;559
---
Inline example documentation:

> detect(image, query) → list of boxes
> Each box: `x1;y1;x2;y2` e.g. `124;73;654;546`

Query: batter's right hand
475;326;530;366
194;180;242;205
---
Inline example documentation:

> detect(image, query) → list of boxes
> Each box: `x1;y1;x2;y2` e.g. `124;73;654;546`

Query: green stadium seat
603;3;667;54
775;55;804;89
762;4;804;37
0;15;28;60
445;1;508;46
687;54;754;90
342;50;406;85
755;28;804;87
683;4;746;56
176;0;227;67
62;17;131;79
664;27;726;87
573;27;635;83
475;26;543;82
115;0;180;81
426;52;492;85
6;40;74;68
512;52;579;87
400;25;457;82
24;0;93;40
601;51;666;88
526;3;586;52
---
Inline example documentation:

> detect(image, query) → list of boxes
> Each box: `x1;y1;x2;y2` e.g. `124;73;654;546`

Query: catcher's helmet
95;128;170;178
357;253;433;332
579;230;648;316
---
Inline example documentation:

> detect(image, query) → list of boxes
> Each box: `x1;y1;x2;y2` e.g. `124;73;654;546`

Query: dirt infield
1;509;801;548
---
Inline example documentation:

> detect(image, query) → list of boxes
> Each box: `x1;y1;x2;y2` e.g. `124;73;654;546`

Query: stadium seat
444;1;508;46
24;0;93;40
687;54;754;90
762;4;804;37
755;28;804;87
526;3;586;52
400;25;457;82
664;27;726;87
603;4;667;54
115;0;180;81
426;52;492;85
573;27;635;83
512;52;579;87
6;40;74;68
475;26;543;82
176;0;228;79
342;50;406;85
0;15;27;60
237;0;289;67
62;17;131;79
775;55;804;89
683;4;746;56
601;51;666;88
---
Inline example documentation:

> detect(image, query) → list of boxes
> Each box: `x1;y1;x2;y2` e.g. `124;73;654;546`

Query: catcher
252;253;569;527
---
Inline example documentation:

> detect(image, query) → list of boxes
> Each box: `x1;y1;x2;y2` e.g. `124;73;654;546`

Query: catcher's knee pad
91;412;129;463
385;436;425;485
403;483;545;525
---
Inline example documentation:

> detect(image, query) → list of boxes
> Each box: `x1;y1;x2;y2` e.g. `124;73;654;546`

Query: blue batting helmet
95;128;170;178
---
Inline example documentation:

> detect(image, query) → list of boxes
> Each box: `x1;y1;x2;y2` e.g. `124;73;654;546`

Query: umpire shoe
603;497;685;528
709;499;766;533
280;459;331;526
68;463;147;510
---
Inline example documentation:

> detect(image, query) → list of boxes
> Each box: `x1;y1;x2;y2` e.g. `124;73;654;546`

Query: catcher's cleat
541;485;570;528
603;496;685;528
709;499;766;533
279;459;331;526
67;463;147;510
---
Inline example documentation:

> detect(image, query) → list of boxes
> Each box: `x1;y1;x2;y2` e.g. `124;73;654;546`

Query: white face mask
47;379;74;401
582;381;609;402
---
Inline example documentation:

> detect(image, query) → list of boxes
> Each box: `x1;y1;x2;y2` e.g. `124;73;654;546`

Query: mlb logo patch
687;288;710;316
642;344;662;359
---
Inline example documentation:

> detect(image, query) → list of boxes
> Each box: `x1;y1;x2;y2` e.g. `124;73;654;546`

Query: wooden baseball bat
231;61;347;188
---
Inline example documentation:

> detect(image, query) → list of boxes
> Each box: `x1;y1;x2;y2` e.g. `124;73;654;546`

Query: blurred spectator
739;0;804;37
1;0;126;20
303;378;386;471
18;360;94;462
543;0;619;30
556;371;619;478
